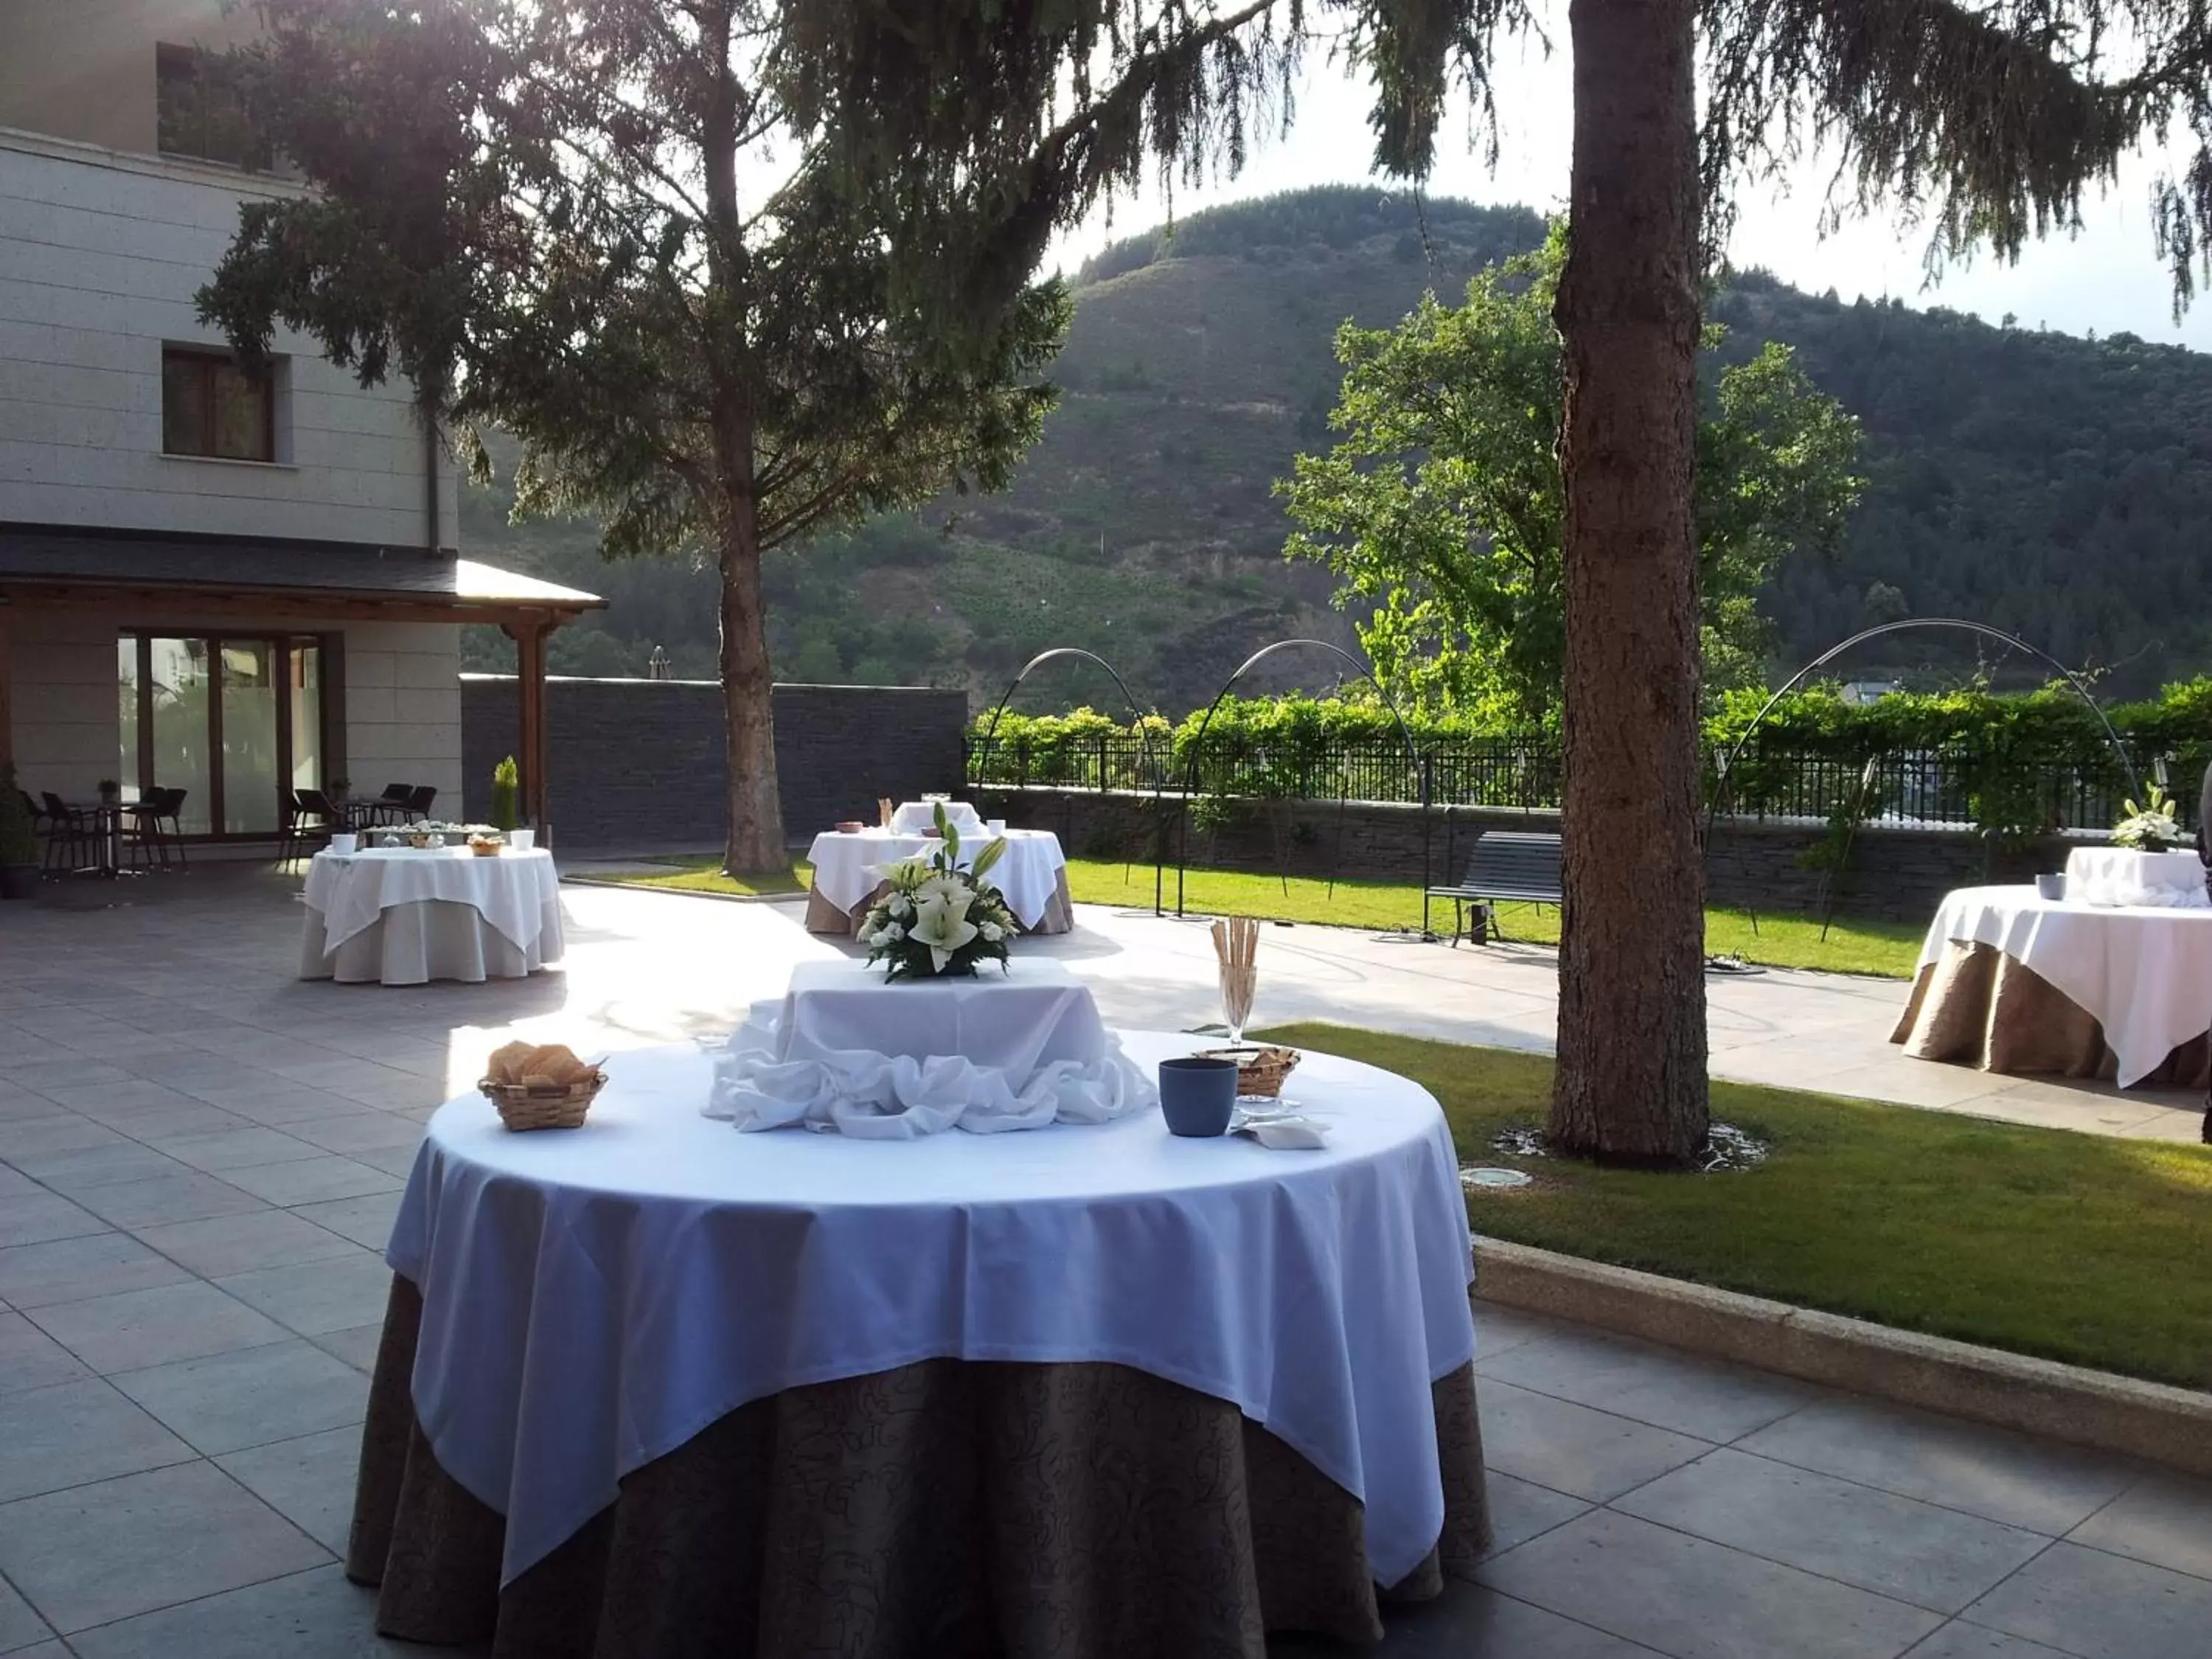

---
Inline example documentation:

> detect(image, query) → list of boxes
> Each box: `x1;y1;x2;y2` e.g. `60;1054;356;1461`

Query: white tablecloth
386;1032;1477;1590
1916;885;2212;1085
807;826;1067;929
709;959;1152;1135
2063;846;2210;908
300;848;563;985
889;799;985;835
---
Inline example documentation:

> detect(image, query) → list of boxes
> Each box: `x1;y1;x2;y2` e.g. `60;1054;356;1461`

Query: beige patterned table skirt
804;868;1077;937
349;1276;1490;1658
1891;939;2210;1088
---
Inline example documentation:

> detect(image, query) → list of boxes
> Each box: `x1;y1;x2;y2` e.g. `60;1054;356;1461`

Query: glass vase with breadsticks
480;1041;607;1131
1198;917;1300;1102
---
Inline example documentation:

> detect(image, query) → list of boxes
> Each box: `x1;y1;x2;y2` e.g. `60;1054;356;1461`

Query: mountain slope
460;187;2212;709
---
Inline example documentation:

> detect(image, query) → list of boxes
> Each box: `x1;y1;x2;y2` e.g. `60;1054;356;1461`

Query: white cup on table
328;832;358;855
987;818;1008;835
509;828;536;850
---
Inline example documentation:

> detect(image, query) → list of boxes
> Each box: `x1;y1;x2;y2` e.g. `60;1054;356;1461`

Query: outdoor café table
804;824;1073;936
299;846;563;986
346;1032;1489;1658
1892;883;2212;1087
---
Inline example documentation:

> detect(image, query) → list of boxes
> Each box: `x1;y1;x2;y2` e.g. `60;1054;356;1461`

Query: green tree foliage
194;0;1066;873
1281;229;1863;721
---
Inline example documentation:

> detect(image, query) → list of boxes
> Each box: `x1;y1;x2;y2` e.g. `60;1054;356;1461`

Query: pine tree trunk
717;497;787;876
1545;0;1709;1166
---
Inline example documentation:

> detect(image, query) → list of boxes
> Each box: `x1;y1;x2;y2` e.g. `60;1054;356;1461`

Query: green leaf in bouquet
970;836;1008;880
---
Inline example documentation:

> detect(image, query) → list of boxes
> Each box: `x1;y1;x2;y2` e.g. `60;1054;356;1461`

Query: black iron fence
965;731;2209;835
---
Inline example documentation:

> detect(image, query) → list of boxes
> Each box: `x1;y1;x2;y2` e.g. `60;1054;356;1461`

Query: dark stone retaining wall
461;675;967;849
970;784;2078;921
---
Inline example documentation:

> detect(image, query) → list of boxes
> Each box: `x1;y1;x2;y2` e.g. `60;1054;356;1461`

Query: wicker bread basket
481;1071;606;1131
1194;1045;1299;1099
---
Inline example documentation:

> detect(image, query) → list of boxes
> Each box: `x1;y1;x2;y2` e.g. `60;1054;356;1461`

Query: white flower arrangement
860;803;1020;980
2112;784;2186;852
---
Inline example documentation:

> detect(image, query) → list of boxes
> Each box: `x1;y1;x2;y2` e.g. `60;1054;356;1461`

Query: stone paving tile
0;1574;54;1654
0;1118;122;1160
1736;1397;2140;1536
214;1253;395;1338
0;1315;90;1397
0;1380;194;1504
214;1427;365;1555
2064;1472;2212;1582
286;1112;429;1157
4;1144;189;1194
213;1155;401;1208
0;1461;330;1635
67;1170;268;1231
128;1210;362;1279
136;1126;324;1174
1472;1379;1713;1503
0;1234;188;1312
109;1339;368;1457
1475;1326;1818;1444
64;1563;435;1658
25;1281;288;1374
1613;1447;2050;1615
0;1192;108;1251
1478;1472;1594;1559
310;1323;386;1374
288;1192;403;1250
1962;1540;2212;1659
1480;1509;1944;1659
1899;1625;2079;1658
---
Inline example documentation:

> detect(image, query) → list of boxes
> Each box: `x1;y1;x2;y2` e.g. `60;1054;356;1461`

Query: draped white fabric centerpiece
707;959;1157;1137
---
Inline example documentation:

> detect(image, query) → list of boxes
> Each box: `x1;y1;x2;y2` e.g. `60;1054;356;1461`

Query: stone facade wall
973;784;2076;921
461;676;968;849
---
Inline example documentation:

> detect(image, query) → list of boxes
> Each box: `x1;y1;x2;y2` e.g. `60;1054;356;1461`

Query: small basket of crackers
1194;1044;1300;1100
480;1041;606;1131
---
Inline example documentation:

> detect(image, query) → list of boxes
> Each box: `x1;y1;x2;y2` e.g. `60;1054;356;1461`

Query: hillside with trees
461;187;2212;710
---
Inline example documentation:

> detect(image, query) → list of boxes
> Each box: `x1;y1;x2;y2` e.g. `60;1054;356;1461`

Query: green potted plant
490;755;519;833
0;764;41;900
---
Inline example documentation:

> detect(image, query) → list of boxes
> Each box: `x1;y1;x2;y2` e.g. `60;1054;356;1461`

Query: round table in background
347;1032;1491;1657
299;846;564;985
1893;884;2212;1088
804;825;1073;936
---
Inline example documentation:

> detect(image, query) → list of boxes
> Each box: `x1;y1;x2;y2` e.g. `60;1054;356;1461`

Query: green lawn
588;858;812;897
590;854;1921;977
1256;1022;2212;1389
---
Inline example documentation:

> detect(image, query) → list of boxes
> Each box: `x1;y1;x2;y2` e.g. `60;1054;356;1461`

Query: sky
1046;31;2212;351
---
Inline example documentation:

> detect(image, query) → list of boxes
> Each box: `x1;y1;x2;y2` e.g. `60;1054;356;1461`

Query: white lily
908;896;978;973
917;874;974;915
878;857;933;891
888;893;913;920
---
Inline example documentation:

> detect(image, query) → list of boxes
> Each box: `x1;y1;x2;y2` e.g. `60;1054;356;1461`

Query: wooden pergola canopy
0;529;605;836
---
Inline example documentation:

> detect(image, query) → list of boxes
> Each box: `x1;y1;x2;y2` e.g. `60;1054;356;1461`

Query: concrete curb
1475;1237;2212;1478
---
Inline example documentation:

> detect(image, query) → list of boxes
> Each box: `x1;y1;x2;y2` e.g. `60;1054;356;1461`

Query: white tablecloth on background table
387;1032;1476;1590
807;826;1067;929
300;848;563;985
709;959;1152;1135
1915;885;2212;1085
888;799;985;835
2062;846;2210;909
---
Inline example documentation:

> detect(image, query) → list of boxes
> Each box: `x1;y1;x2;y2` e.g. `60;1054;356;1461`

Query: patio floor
0;869;2205;1656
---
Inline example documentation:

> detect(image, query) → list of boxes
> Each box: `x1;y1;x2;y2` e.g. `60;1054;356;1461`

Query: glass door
219;641;280;834
119;633;329;838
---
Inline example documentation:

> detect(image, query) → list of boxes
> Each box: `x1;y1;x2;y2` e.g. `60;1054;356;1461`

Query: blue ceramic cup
1158;1056;1238;1137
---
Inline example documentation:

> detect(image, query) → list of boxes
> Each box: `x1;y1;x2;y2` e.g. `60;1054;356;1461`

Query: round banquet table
804;826;1072;936
1893;884;2212;1090
300;847;563;986
348;1032;1490;1658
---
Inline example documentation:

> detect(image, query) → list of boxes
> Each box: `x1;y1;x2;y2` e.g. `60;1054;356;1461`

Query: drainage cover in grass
1463;1166;1534;1190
